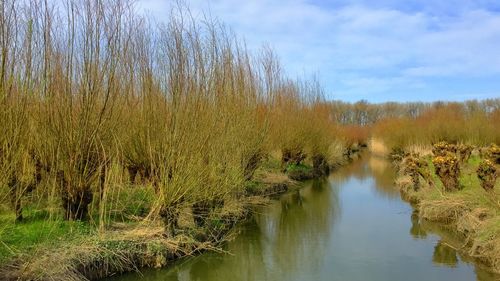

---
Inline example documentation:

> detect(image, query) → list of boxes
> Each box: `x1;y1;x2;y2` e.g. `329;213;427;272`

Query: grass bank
0;0;361;279
0;151;354;281
382;142;500;274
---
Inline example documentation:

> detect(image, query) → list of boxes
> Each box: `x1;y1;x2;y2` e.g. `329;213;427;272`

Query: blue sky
136;0;500;102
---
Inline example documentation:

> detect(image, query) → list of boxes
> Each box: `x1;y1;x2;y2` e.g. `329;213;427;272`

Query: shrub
486;144;500;164
457;144;473;163
477;160;498;192
432;141;457;157
402;154;432;191
432;153;461;192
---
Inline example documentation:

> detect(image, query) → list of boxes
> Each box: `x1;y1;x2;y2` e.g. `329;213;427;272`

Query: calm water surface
108;155;499;281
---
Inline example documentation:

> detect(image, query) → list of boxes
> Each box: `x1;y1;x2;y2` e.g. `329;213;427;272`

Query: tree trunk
58;172;93;220
312;154;330;177
161;206;180;237
62;189;93;220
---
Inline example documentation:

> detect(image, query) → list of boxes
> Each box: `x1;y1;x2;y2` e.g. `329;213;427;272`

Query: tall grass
0;0;344;241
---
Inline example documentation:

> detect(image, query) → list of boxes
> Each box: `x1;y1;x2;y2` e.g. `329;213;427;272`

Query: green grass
408;153;500;272
0;215;92;263
468;154;482;166
419;153;499;214
259;157;282;172
422;156;446;198
285;163;313;173
423;154;486;194
0;185;156;264
105;186;156;220
244;180;262;194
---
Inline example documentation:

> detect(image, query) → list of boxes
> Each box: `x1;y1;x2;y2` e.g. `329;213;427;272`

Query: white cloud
136;0;500;101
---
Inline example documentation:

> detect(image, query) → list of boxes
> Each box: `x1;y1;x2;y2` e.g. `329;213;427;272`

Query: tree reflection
179;178;341;281
408;208;498;281
330;156;370;182
368;156;400;199
409;210;427;239
432;240;458;267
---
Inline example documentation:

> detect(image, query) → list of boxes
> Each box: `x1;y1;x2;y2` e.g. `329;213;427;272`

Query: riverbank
0;154;351;281
106;153;498;281
383;144;500;274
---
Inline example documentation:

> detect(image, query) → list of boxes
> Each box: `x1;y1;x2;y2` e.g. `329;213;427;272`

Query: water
108;155;498;281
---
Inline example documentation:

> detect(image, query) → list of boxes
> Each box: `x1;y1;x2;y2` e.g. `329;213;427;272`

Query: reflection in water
173;177;340;281
254;178;339;280
332;156;370;181
409;210;428;239
433;241;459;267
368;156;400;199
108;154;499;281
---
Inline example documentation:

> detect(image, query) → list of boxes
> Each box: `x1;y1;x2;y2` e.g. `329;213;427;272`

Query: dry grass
419;197;470;223
2;206;264;281
470;217;500;272
397;174;426;204
258;172;292;185
1;226;206;281
419;196;500;273
407;144;433;157
395;151;500;273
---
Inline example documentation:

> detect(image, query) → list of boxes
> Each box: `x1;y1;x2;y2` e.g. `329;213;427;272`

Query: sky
136;0;500;103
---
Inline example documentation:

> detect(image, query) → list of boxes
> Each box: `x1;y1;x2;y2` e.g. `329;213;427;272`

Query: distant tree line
329;99;500;126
